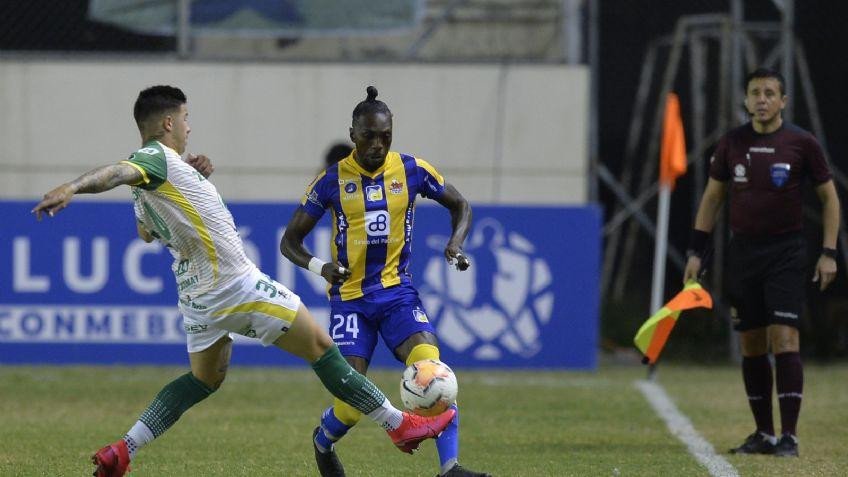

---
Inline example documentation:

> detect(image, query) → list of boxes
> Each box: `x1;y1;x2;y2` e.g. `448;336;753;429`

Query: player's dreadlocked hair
134;85;187;124
352;86;392;124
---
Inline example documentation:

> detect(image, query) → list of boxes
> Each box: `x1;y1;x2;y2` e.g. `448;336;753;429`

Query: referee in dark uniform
683;68;840;457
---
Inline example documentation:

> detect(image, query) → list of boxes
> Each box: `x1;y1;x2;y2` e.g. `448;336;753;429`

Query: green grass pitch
1;364;845;476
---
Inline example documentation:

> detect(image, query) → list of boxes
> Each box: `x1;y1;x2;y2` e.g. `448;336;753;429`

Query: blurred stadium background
1;1;846;476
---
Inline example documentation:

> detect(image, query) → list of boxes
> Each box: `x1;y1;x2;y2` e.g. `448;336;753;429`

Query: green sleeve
122;142;167;190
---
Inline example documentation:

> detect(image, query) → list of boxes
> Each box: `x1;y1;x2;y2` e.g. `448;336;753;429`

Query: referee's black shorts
727;231;806;331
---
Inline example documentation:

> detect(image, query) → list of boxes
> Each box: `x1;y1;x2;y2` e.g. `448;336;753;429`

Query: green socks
124;349;393;462
311;345;386;415
138;372;215;437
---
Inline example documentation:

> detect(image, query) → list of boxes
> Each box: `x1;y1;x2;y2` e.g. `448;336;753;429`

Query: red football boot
387;409;457;454
92;439;131;477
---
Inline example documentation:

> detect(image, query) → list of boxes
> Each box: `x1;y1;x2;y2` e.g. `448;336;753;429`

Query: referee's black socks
742;354;775;436
775;352;803;438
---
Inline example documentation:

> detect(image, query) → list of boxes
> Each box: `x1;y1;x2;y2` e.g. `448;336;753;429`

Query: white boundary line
635;380;739;477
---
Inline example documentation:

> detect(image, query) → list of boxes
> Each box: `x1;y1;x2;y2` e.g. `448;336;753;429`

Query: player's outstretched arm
435;183;472;270
281;208;351;284
32;163;143;220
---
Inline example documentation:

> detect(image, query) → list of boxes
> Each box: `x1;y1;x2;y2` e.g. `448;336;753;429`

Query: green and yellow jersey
124;141;253;298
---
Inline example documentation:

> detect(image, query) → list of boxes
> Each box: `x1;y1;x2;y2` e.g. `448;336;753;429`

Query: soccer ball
399;359;458;416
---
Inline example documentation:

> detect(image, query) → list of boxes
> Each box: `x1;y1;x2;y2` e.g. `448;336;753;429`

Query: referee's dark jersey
710;122;832;236
710;122;832;329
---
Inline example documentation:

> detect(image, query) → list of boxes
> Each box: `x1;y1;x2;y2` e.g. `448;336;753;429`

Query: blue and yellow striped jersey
300;151;446;301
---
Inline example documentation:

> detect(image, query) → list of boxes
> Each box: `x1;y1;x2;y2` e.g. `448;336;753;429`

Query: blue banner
1;201;599;368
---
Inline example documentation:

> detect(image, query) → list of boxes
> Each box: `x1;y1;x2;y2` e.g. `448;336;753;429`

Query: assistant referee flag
634;280;712;364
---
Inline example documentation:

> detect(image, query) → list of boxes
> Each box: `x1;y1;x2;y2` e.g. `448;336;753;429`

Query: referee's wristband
307;257;327;276
822;247;838;259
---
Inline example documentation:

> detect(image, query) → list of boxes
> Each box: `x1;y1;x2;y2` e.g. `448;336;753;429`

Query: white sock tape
308;257;327;276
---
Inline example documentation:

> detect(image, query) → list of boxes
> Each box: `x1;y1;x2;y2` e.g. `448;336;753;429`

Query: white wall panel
0;60;588;204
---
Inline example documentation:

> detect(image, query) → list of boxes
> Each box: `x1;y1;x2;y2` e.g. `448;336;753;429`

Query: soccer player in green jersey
282;87;490;477
32;85;456;477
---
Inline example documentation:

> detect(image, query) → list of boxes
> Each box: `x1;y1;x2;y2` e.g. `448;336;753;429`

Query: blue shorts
329;284;435;362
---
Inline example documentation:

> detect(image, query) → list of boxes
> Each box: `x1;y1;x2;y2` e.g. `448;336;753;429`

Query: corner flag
650;93;688;317
659;93;687;188
634;280;712;364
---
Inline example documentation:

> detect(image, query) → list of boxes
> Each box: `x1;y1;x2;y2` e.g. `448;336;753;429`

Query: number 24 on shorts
331;313;360;339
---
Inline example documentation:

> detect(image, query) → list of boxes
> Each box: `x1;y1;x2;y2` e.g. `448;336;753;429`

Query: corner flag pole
648;93;687;380
650;186;672;315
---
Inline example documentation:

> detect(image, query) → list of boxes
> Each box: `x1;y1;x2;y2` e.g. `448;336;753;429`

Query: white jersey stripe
158;181;219;285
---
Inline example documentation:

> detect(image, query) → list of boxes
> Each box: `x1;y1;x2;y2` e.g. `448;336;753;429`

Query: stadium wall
0;60;588;204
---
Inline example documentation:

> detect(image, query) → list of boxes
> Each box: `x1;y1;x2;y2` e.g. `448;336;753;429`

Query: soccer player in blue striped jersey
282;87;489;477
33;86;456;477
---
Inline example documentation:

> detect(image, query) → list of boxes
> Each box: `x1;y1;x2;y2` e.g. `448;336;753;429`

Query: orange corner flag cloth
634;280;712;364
659;93;687;188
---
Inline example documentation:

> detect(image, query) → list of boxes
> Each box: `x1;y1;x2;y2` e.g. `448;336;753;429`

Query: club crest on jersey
345;182;357;194
770;163;791;187
366;185;383;202
413;309;429;323
389;179;404;195
733;163;748;183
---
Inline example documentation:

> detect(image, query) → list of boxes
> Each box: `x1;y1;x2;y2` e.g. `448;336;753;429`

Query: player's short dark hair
134;85;187;124
745;68;785;95
325;142;353;167
352;86;392;124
